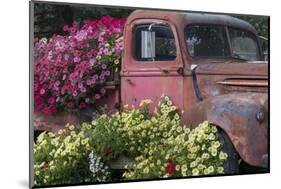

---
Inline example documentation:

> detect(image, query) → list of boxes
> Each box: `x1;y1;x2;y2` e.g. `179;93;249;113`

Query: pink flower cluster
34;16;125;114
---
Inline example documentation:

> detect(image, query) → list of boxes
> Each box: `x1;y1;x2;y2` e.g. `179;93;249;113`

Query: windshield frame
184;23;263;61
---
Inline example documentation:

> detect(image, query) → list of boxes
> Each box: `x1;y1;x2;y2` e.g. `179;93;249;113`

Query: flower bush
90;96;228;179
34;16;125;114
34;96;228;186
34;123;111;186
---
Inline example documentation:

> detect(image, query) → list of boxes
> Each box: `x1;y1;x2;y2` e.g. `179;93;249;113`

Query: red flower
79;102;86;109
165;159;176;175
67;101;74;109
42;162;48;169
47;97;55;104
63;25;69;31
102;146;112;155
101;16;111;27
49;106;57;113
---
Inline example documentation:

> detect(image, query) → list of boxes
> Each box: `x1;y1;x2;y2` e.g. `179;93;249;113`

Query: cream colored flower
144;167;149;173
203;168;209;175
157;160;161;165
219;151;228;160
176;126;183;133
181;164;187;172
217;166;224;173
190;161;197;168
192;168;199;176
69;125;75;130
208;166;214;173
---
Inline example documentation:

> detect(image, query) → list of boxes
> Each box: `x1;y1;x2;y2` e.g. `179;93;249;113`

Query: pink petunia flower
40;88;45;95
95;94;101;100
101;64;107;69
100;88;106;94
63;25;69;31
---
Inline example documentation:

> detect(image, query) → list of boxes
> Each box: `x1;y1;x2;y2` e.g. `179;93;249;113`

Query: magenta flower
67;101;74;109
63;25;69;31
40;88;45;95
55;81;60;86
86;80;92;86
93;75;98;80
81;87;86;93
79;102;86;109
95;94;101;100
42;107;51;114
100;88;106;94
72;90;78;97
70;27;76;34
78;82;83;89
105;70;110;76
101;16;111;27
64;54;69;61
72;21;78;27
99;75;105;80
86;51;92;58
89;58;96;66
47;97;55;104
101;64;107;69
34;16;125;114
74;56;80;63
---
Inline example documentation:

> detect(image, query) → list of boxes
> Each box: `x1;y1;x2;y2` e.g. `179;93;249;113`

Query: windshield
185;24;261;61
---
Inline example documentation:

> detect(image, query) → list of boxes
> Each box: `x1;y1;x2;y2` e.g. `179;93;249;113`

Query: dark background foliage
34;3;268;52
34;3;133;38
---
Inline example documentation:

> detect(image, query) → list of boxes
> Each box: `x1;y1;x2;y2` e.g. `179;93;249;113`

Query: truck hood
191;61;269;97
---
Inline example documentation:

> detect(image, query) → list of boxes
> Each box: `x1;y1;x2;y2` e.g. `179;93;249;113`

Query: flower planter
107;155;134;170
33;111;82;133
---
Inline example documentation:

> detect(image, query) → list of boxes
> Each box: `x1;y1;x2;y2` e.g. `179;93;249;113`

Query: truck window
133;24;176;61
229;28;261;61
185;25;230;58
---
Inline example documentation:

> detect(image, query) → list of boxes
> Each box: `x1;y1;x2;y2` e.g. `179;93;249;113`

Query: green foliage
236;15;269;38
235;15;269;53
34;2;133;38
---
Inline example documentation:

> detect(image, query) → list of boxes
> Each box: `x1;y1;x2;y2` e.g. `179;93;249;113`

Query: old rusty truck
35;10;269;174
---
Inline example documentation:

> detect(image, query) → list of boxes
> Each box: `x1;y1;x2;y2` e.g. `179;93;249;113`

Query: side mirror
141;30;155;59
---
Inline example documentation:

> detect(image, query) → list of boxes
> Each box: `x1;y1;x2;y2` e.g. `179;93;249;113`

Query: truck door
121;20;184;110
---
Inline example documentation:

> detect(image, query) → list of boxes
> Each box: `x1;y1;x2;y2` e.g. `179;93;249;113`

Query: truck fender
186;93;268;168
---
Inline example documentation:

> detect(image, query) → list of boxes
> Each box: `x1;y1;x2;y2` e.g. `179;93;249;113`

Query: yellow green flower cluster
91;96;228;179
123;123;227;179
34;123;111;186
34;95;228;185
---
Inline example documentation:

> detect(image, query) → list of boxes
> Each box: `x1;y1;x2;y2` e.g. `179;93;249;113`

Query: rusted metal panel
185;93;268;167
121;75;184;111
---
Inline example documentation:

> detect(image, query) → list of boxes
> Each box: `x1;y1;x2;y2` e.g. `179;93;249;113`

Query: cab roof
127;10;257;34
